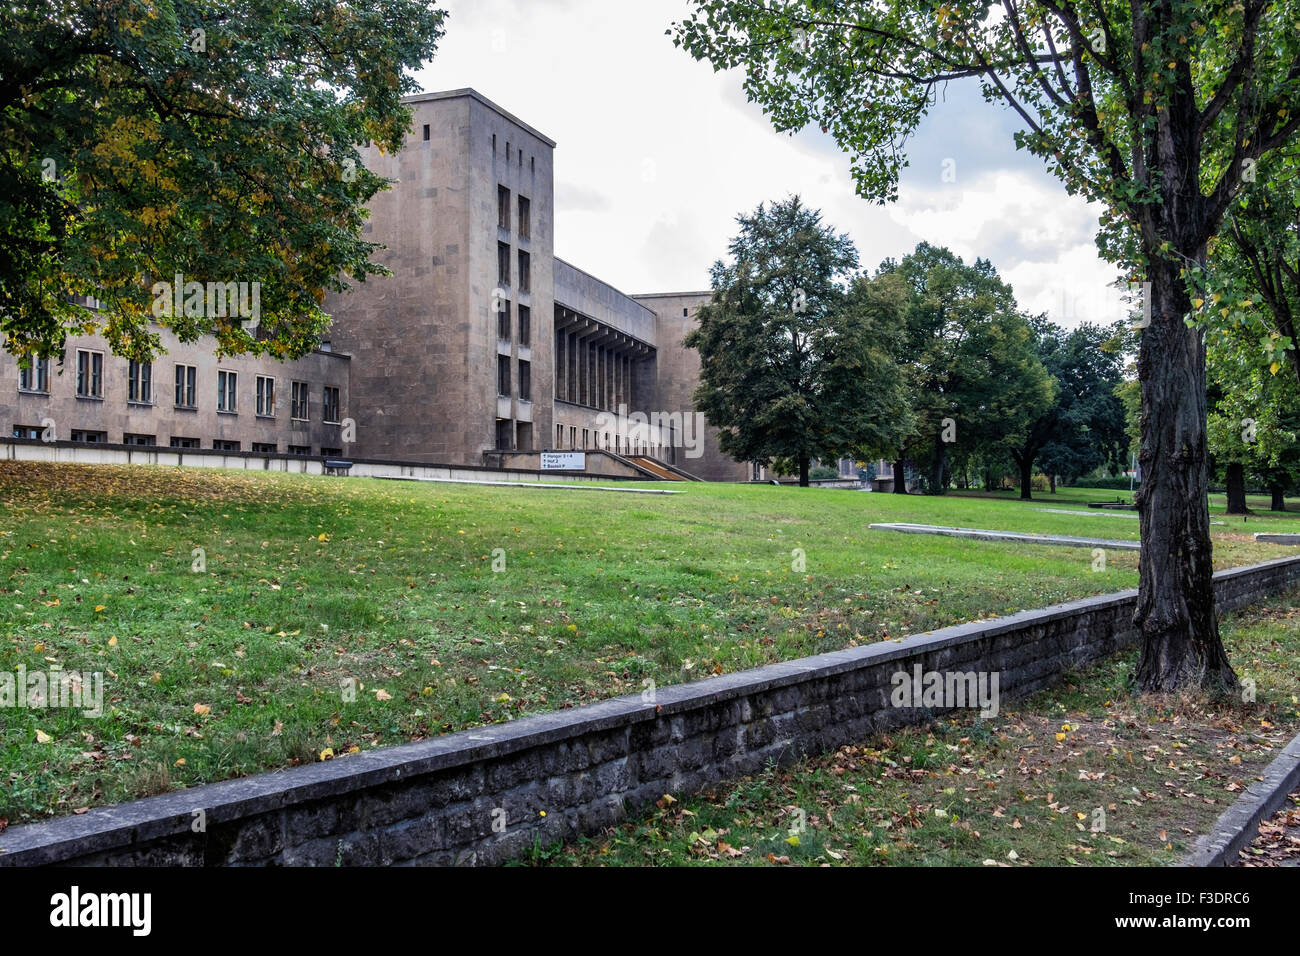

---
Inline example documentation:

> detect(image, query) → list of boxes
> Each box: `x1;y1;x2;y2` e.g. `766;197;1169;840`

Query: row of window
491;136;536;176
19;354;341;422
11;425;340;457
497;356;531;401
497;242;531;293
497;184;531;239
496;302;531;345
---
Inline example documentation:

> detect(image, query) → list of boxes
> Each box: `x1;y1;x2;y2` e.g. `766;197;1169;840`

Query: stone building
1;88;750;482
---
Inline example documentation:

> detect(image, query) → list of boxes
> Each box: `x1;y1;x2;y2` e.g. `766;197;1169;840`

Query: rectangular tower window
518;305;530;346
497;355;511;397
498;300;511;341
518;195;530;239
498;242;511;287
498;184;510;230
518;249;530;293
557;424;563;448
422;124;430;141
518;360;531;401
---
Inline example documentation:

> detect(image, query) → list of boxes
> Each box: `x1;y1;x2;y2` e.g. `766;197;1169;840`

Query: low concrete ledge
1182;730;1300;867
1254;532;1300;545
868;522;1141;551
2;557;1298;867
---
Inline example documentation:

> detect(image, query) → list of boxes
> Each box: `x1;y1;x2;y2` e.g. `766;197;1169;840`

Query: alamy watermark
1;664;104;717
593;403;706;459
890;664;1000;718
151;272;261;329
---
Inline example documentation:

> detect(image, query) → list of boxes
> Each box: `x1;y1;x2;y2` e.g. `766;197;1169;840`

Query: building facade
2;89;750;481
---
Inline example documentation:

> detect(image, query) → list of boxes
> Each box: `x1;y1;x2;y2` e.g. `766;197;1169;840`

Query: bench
324;459;353;476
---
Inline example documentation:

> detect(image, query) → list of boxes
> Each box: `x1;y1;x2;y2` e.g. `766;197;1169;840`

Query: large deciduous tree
1;0;446;362
674;0;1300;692
879;242;1053;495
686;196;912;485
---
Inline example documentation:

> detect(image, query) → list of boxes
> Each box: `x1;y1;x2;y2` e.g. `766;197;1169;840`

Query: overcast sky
415;0;1127;327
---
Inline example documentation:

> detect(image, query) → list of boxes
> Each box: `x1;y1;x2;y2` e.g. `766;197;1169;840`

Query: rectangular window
76;350;103;398
422;124;430;141
13;425;42;440
321;447;342;457
498;241;511;287
256;375;275;416
582;428;589;449
495;419;512;450
518;195;530;239
569;426;576;449
291;381;309;420
169;436;199;449
497;354;511;397
18;357;49;393
71;429;107;443
498;300;511;341
128;360;152;403
498;184;510;230
217;370;237;412
322;386;340;423
518;359;531;402
252;442;277;454
174;364;197;407
288;444;310;456
518;305;530;347
123;433;156;446
213;439;240;451
518;250;530;293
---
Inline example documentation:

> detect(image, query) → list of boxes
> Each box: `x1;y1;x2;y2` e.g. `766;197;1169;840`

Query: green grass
1;462;1297;824
535;593;1300;867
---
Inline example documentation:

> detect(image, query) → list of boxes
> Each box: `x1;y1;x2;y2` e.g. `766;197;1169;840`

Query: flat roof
553;256;657;319
629;291;713;299
401;88;557;148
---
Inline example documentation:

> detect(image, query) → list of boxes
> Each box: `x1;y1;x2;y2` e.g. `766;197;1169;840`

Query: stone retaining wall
3;556;1298;867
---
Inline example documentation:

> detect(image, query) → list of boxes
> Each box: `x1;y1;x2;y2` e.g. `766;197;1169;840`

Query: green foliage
877;243;1054;493
686;196;913;482
1;0;447;362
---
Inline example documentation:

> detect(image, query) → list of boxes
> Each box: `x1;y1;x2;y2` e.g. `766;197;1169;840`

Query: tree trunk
1134;256;1236;693
798;456;809;488
1224;462;1248;515
929;442;948;495
1050;473;1057;494
1271;483;1286;512
1017;454;1033;500
892;458;907;494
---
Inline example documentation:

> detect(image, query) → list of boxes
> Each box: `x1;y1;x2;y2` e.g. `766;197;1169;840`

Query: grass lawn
534;593;1300;867
1;461;1298;826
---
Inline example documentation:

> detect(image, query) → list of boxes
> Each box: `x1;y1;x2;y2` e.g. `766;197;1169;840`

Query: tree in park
876;242;1053;495
1;0;446;363
1011;317;1129;498
673;1;1300;692
1207;324;1300;514
685;196;913;486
